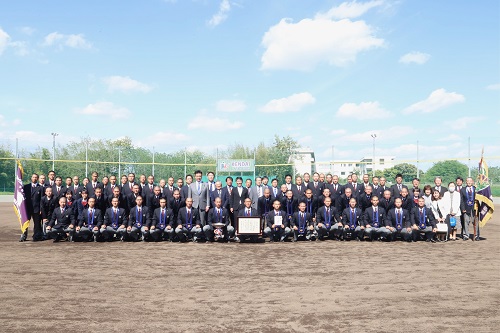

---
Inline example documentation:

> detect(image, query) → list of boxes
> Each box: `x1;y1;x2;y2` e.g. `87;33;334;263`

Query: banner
13;160;30;233
217;159;255;173
475;151;494;227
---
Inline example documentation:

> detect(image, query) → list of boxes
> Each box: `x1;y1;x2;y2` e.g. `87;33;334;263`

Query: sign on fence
217;159;255;173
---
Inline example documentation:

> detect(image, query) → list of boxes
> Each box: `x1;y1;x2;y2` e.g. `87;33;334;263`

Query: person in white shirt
441;182;461;241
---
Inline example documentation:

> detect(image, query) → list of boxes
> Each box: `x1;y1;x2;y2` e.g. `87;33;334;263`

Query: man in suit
180;174;192;202
221;176;233;213
336;187;354;213
230;176;248;219
411;177;421;194
21;173;44;241
345;173;362;198
121;172;137;197
100;197;128;241
301;189;319;217
434;176;447;197
315;197;342;240
269;178;280;200
410;197;437;242
292;176;306;199
150;198;174;242
341;198;364;241
176;197;202;242
85;172;103;198
52;176;66;201
69;176;83;201
363;196;390;241
291;201;315;241
104;175;119;202
142;175;156;199
46;196;75;242
38;174;48;188
264;199;290;242
359;174;372;193
385;197;411;242
249;177;264;210
399;187;414;212
93;187;107;213
206;171;216;193
175;177;184;192
257;188;273;218
303;172;311;188
126;184;141;213
204;197;233;242
281;190;298;228
284;174;293;191
163;177;176;201
460;177;477;241
372;176;383;198
210;181;224;208
237;197;260;243
307;172;324;198
75;197;102;242
168;189;184;225
328;175;343;199
379;190;395;214
189;170;208;226
40;187;57;239
138;174;147;195
378;177;389;195
147;186;163;218
127;196;150;241
390;174;408;198
47;170;56;187
358;185;373;212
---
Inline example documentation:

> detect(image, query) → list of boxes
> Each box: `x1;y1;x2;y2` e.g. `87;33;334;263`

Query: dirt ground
0;202;499;333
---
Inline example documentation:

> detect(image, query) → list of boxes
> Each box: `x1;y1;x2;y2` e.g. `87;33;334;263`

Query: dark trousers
26;212;43;240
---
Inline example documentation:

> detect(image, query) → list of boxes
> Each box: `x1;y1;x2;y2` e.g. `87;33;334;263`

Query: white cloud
43;32;92;49
102;76;153;93
331;129;347;136
260;92;316;113
316;0;385;19
138;131;190;148
445;116;482;130
188;115;243;130
399;51;431;64
260;6;384;71
9;41;29;56
403;88;465;114
215;99;246;112
20;26;35;35
0;27;10;55
335;126;416;143
336;101;391;119
76;102;131;120
208;0;231;27
486;83;500;91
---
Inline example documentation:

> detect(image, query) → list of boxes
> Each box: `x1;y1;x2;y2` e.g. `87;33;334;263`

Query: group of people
20;169;479;243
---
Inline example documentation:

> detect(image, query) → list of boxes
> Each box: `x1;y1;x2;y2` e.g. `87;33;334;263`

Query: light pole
152;146;155;177
371;134;377;177
118;147;122;177
51;132;59;171
85;141;89;177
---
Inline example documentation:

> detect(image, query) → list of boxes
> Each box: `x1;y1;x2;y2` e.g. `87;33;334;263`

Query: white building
288;148;316;176
360;156;396;175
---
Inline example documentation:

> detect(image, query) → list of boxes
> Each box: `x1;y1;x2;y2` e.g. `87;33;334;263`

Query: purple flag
13;160;29;233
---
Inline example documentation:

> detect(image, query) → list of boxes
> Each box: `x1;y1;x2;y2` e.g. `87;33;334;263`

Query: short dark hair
395;173;403;179
194;170;202;176
456;176;463;182
235;177;243;181
225;176;233;182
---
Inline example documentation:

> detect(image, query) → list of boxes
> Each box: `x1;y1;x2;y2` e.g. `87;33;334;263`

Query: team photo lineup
19;169;481;244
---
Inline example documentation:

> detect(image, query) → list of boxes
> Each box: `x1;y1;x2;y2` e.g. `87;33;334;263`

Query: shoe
19;234;27;242
430;239;436;243
234;237;240;243
463;236;469;241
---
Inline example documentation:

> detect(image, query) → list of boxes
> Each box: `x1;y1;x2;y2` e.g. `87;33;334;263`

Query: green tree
382;163;423;183
423;160;468;185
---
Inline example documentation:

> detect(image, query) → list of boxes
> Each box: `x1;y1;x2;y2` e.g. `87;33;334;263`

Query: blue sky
0;0;499;169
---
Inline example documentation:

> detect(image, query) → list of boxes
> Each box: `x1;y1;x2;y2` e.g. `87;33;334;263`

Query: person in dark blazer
399;188;414;211
126;184;141;213
281;190;298;227
93;187;107;213
328;175;343;199
141;175;156;200
379;190;394;213
46;196;75;242
371;176;384;198
307;172;324;198
345;175;362;198
121;173;137;197
162;177;176;201
22;173;44;241
180;175;192;202
257;188;273;218
358;174;372;194
104;175;120;202
291;202;315;241
460;177;477;240
203;197;233;242
210;181;224;208
149;198;175;242
127;196;150;241
75;189;90;222
317;188;335;209
147;186;163;218
168;189;184;224
175;197;202;242
85;172;103;197
363;196;390;241
100;197;128;241
300;189;319;217
390;174;409;198
291;176;306;199
269;178;280;200
433;176;447;197
385;197;411;242
263;200;290;242
40;187;57;239
230;177;248;219
69;176;83;201
336;187;355;213
315;197;342;240
410;197;437;242
52;176;66;201
75;197;102;241
341;198;364;241
358;186;373;212
237;198;260;243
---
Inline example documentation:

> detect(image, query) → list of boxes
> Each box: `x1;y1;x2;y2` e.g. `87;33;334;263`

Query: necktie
297;186;301;192
129;183;132;190
218;190;221;197
197;182;201;194
246;209;250;217
353;184;356;191
61;208;64;214
274;188;277;196
398;184;401;191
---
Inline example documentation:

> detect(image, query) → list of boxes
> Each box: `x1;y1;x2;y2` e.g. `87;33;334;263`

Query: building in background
288;148;316;176
359;156;396;175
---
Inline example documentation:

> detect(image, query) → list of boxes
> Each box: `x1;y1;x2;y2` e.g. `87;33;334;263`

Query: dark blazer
410;207;436;228
237;207;259;217
265;210;288;228
78;208;103;228
291;184;306;199
390;184;409;198
400;196;414;211
92;194;107;213
336;194;355;213
291;212;313;228
207;207;230;227
316;205;340;226
269;187;280;200
126;193;140;211
147;193;163;218
434;186;447;197
358;194;373;212
128;205;150;228
163;186;175;201
230;187;249;213
325;183;343;199
281;197;298;217
52;185;66;201
317;195;335;208
180;185;190;201
299;197;319;216
102;207;128;228
69;185;83;200
168;197;185;221
307;181;324;198
24;183;43;217
363;206;387;228
221;186;232;210
379;197;395;213
210;189;225;208
48;206;75;228
341;207;363;227
460;186;476;215
177;207;201;227
85;182;103;197
152;207;174;229
104;184;120;201
385;208;410;229
108;193;128;212
142;183;155;199
345;183;362;198
358;182;372;194
257;196;273;217
41;195;57;220
121;182;136;197
372;185;385;199
75;197;89;221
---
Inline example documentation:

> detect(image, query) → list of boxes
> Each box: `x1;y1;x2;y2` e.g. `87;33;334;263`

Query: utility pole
51;133;59;171
371;134;377;177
